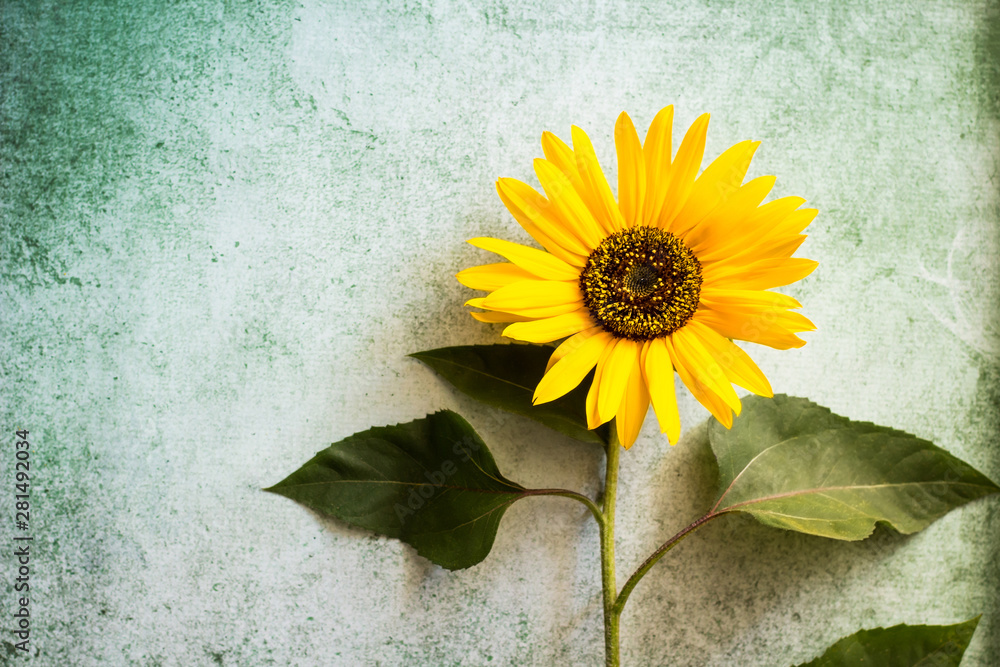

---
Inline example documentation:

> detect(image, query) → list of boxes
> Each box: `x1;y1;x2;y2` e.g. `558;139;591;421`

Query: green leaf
708;395;999;540
410;344;609;445
266;410;526;570
796;617;981;666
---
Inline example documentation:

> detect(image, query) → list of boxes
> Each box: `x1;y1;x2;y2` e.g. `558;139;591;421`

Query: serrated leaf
708;395;999;540
410;344;609;444
796;617;981;666
266;410;526;570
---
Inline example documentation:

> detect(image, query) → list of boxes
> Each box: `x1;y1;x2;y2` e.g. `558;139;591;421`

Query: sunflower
457;107;817;449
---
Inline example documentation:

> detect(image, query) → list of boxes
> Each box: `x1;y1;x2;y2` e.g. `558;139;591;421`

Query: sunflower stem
520;488;604;526
612;511;725;618
600;429;621;667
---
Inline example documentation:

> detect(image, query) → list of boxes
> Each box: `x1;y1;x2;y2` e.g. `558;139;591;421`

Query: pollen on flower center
580;226;702;341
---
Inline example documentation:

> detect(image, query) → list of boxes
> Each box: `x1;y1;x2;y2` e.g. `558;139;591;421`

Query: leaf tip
407;350;437;365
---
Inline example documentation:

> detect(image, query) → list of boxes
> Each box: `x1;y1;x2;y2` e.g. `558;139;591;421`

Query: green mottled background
2;1;998;665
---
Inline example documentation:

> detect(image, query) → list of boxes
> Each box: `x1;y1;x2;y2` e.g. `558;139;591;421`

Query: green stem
517;440;622;664
601;430;621;667
612;511;727;616
522;488;604;527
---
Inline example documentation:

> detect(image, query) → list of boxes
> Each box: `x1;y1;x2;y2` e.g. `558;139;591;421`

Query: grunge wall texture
2;1;998;664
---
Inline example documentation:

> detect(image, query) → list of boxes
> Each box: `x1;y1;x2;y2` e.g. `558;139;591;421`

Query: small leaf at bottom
796;616;981;666
266;410;526;570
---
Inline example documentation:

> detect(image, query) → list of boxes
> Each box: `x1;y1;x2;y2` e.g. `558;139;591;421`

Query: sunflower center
623;263;659;297
580;226;702;341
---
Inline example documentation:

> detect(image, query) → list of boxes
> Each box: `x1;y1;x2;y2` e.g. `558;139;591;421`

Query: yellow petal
671;140;759;237
616;353;650;449
700;206;816;269
542;127;623;236
683;175;775;254
724;233;808;266
540;130;604;232
468;237;580;281
503;309;594;344
496;178;590;262
694;308;814;350
541;131;584;189
770;207;819;236
657;113;709;230
456;263;536;291
642;105;674;226
545;325;602;372
534;159;606;251
685;320;773;397
643;338;681;444
694;196;806;265
699;289;802;311
666;333;735;428
720;204;815;265
587;341;617;429
597;339;640;424
534;330;614;404
702;257;818;291
464;296;489;309
482;280;583;317
614;112;646;227
670;326;742;415
470;310;535;323
571;125;625;234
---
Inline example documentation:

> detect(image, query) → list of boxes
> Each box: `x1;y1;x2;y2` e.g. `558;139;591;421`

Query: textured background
2;1;998;665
